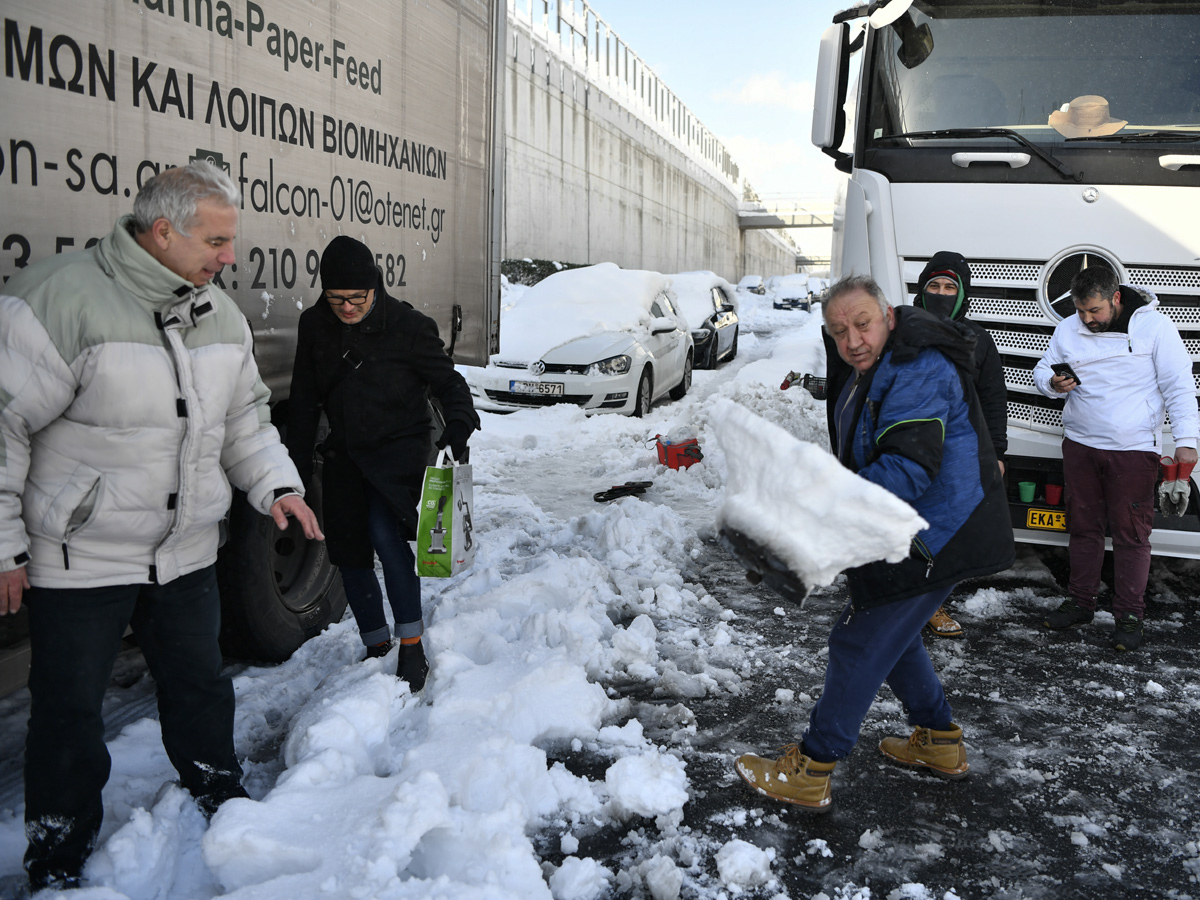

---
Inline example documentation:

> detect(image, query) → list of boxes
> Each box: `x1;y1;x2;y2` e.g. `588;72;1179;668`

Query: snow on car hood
539;331;637;365
495;263;671;364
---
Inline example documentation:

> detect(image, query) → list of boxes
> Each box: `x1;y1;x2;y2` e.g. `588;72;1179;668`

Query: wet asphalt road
549;543;1200;900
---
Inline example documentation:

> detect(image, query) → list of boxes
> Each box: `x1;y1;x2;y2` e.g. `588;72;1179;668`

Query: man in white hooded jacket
1033;266;1198;652
0;161;322;890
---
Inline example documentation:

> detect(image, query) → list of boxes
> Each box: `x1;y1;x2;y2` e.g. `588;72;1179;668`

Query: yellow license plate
1026;508;1066;531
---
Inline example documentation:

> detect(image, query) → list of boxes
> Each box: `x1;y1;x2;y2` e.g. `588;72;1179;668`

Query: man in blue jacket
736;275;1014;812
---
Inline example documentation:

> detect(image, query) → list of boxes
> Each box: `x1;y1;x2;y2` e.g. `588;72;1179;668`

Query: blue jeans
23;565;243;885
802;585;955;763
339;483;423;645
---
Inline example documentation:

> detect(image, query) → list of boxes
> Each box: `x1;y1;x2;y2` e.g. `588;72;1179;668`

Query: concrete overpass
739;202;836;231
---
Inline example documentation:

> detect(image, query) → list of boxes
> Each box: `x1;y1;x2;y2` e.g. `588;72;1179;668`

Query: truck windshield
865;2;1200;148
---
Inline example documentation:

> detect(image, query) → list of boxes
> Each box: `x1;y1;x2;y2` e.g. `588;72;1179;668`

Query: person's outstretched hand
271;495;324;540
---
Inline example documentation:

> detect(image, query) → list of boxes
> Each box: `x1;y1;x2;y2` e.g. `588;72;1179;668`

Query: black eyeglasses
325;291;371;307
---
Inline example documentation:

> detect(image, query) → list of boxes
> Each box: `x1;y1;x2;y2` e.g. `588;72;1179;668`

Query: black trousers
23;565;243;885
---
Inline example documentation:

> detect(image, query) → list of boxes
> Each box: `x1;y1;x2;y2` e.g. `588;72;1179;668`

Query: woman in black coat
287;236;480;690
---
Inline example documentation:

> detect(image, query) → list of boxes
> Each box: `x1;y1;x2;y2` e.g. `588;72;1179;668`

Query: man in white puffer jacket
1033;266;1198;653
0;161;323;891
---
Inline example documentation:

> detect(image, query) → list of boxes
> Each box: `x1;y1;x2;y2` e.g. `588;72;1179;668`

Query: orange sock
400;636;422;646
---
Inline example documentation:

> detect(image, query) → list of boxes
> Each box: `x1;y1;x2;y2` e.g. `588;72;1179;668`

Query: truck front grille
905;258;1200;438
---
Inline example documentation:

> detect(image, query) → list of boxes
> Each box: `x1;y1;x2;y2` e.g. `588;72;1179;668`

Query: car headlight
587;354;632;377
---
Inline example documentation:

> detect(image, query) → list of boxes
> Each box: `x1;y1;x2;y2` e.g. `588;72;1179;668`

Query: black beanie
319;236;378;291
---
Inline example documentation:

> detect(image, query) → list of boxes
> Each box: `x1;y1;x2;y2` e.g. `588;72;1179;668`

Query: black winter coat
915;251;1008;459
287;285;480;568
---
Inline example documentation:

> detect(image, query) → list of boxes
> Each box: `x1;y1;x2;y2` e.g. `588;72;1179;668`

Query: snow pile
605;750;688;821
496;263;672;363
548;856;613;900
711;399;927;588
714;838;774;888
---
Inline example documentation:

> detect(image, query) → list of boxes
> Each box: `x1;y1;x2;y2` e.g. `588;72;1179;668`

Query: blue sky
586;0;854;202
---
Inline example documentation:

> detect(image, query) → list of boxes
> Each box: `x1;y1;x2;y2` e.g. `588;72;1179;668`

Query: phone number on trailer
1;235;408;292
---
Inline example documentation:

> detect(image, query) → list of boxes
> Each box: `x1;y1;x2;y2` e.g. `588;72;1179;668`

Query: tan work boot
926;606;964;638
879;724;969;780
735;744;835;811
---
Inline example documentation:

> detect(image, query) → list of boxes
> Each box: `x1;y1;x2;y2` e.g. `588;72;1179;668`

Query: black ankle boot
397;641;428;692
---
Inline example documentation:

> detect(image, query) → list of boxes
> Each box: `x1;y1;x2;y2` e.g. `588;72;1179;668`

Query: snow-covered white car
736;274;766;295
669;271;740;369
464;263;693;416
771;272;816;310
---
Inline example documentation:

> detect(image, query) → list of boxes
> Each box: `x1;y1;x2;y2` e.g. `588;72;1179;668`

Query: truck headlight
588;354;631;377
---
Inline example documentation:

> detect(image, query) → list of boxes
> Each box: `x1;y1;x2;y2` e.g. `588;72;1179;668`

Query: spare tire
216;466;346;662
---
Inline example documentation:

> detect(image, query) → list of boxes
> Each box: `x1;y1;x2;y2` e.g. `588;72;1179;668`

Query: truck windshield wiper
1065;129;1200;143
884;128;1077;181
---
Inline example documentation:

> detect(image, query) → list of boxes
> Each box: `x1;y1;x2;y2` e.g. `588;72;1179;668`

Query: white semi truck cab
812;0;1200;556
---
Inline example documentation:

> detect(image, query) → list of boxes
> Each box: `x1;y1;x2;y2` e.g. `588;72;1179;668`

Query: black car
671;272;740;370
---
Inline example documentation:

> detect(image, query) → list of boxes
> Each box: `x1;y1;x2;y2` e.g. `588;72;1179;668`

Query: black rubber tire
669;352;693;401
632;368;653;417
216;470;347;662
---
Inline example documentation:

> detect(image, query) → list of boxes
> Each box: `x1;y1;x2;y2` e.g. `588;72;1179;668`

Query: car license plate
509;380;564;396
1026;508;1066;531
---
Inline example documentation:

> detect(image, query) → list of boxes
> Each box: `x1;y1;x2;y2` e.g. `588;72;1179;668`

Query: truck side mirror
812;23;852;171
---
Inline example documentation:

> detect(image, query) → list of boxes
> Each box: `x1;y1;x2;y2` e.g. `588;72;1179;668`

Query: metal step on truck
0;0;504;694
810;0;1200;554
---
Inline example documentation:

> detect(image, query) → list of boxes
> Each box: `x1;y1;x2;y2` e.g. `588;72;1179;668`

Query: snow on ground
0;288;1197;899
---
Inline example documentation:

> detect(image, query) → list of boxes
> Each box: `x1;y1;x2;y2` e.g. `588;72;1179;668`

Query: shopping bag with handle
415;449;475;577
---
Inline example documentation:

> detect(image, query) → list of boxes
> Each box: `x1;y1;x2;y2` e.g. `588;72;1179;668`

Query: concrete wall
503;16;794;281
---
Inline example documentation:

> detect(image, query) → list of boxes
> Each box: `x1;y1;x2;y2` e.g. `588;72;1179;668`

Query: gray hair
822;274;890;324
132;161;240;237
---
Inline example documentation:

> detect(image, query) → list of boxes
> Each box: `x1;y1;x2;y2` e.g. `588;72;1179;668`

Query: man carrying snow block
736;274;1014;812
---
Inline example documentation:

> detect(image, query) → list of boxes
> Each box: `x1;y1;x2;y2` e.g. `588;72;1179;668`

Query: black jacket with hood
915;251;1008;461
287;273;479;568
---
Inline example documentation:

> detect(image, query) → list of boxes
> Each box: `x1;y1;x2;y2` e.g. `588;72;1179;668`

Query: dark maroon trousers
1063;437;1159;619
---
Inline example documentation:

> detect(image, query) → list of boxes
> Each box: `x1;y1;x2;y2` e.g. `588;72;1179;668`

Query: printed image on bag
415;449;476;577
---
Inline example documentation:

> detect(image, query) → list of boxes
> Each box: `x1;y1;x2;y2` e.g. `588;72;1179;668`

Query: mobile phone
1051;362;1081;384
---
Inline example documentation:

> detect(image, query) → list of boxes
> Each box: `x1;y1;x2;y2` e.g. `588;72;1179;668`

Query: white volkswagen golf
462;263;693;416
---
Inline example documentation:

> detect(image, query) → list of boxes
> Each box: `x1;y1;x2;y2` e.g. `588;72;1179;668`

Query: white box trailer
0;0;504;691
812;0;1200;556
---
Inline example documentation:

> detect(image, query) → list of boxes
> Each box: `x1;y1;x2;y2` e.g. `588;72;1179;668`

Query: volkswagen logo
529;360;546;376
1038;247;1125;321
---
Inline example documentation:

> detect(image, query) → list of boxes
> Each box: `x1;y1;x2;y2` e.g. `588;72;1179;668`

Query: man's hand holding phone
1051;362;1081;393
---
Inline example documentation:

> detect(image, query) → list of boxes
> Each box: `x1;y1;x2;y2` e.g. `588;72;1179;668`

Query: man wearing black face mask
915;251;1008;638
